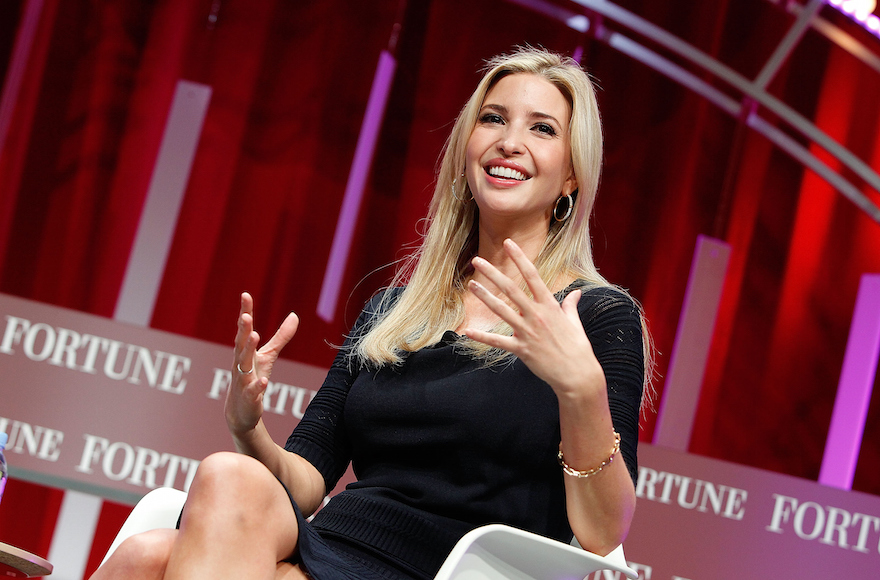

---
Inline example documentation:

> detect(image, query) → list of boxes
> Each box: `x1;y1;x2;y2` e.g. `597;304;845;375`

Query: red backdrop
1;0;879;576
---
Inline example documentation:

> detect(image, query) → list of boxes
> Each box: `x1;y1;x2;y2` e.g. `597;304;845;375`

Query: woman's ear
563;169;578;197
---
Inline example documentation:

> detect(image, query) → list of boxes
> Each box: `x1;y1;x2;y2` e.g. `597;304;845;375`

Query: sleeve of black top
283;289;397;493
576;287;645;485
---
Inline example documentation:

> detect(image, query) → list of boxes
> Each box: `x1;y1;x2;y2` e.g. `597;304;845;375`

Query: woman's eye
479;113;504;124
534;123;557;136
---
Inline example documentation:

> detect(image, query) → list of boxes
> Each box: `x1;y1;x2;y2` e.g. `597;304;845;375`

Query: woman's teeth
487;166;528;181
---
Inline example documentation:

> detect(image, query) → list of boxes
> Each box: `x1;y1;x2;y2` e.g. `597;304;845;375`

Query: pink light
831;0;880;37
317;51;397;322
819;274;880;490
841;0;875;15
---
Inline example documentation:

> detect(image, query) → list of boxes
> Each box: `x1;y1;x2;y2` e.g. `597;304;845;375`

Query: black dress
283;282;645;579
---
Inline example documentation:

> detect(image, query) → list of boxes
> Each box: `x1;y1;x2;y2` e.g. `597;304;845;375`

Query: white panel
114;80;212;326
46;490;103;580
653;236;731;451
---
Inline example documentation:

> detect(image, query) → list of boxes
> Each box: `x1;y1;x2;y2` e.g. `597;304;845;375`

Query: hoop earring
451;174;471;203
553;195;573;222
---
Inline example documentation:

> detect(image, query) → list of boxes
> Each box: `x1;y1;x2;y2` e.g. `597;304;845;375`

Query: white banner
624;444;880;579
0;292;337;503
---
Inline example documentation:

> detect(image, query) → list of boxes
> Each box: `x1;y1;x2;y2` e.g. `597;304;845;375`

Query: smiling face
465;73;577;230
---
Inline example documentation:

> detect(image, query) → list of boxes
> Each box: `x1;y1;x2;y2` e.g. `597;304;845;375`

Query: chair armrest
433;524;638;580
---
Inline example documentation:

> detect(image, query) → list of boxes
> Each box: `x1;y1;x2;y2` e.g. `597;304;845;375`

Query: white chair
434;524;637;580
100;487;187;567
102;487;638;579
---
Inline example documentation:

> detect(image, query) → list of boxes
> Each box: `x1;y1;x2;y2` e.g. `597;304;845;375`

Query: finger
561;288;582;314
259;312;300;357
502;239;557;304
461;326;517;352
470;257;531;313
236;311;253;343
235;293;260;373
468;279;526;333
235;293;255;350
559;289;585;327
241;292;255;322
237;329;260;374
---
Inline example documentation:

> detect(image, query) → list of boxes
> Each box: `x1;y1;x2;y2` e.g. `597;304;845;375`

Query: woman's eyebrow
531;111;561;125
480;103;507;114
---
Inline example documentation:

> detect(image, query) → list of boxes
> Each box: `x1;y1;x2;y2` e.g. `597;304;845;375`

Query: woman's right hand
226;292;299;438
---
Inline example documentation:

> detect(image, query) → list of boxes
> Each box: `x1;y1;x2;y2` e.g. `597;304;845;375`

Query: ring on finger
237;362;254;375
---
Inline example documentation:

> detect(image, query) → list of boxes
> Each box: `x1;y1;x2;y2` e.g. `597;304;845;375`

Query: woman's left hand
462;238;605;399
464;239;635;554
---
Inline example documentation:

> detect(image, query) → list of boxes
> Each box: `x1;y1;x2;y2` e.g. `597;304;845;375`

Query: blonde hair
353;47;652;390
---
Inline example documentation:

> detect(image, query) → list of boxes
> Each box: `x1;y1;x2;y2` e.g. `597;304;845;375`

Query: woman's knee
189;452;274;499
184;452;292;528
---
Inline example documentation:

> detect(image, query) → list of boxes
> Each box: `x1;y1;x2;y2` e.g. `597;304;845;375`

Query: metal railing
510;0;880;224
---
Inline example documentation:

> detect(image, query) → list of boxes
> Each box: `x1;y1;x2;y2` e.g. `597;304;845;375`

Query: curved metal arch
510;0;880;224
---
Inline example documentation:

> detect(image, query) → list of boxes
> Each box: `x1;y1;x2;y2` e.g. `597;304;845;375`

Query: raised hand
461;239;605;399
226;292;299;436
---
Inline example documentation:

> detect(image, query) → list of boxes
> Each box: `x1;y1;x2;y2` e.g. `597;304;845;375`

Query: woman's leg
89;529;177;580
163;452;300;580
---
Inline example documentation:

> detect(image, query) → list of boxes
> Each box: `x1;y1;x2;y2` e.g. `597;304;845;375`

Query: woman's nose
497;126;524;156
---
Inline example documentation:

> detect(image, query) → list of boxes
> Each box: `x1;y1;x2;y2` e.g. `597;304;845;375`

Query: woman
93;46;648;580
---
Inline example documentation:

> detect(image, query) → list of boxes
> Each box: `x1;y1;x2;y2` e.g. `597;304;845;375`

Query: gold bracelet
558;432;621;478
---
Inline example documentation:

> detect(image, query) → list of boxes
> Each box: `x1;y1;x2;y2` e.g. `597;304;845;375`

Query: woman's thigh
276;561;311;579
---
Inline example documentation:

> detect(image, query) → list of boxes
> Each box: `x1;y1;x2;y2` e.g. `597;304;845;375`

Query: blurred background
0;0;878;577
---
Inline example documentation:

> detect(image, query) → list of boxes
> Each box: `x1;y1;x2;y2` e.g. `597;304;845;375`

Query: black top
285;282;644;578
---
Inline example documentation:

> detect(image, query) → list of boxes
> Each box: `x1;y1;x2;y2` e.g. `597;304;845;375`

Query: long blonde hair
353;47;651;386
